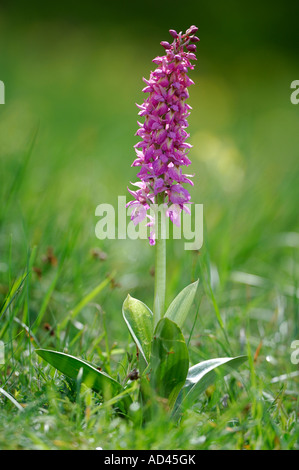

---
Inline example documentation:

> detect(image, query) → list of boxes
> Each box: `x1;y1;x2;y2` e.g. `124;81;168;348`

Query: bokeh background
0;0;298;344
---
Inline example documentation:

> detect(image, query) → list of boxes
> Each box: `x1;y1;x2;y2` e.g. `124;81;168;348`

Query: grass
0;15;298;450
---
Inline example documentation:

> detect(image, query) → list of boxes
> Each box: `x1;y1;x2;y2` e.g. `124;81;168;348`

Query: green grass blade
0;272;28;321
33;268;62;330
59;273;114;330
1;126;39;223
0;387;24;412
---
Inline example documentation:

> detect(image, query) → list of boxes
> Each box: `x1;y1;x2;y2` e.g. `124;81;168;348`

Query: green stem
153;201;166;327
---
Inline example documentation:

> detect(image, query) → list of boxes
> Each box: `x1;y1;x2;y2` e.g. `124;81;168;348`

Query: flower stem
153;202;166;327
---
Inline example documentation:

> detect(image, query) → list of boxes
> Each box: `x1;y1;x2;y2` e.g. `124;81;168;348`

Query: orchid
36;26;247;423
128;26;199;246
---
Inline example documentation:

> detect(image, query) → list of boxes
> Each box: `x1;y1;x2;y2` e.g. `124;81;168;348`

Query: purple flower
168;184;191;205
128;26;198;243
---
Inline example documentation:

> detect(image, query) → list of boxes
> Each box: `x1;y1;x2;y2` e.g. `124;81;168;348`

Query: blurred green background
0;0;298;338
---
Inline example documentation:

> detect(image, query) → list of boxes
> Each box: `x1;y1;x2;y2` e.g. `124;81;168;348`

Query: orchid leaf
36;349;131;411
122;295;153;366
165;280;199;328
150;318;189;409
173;355;247;418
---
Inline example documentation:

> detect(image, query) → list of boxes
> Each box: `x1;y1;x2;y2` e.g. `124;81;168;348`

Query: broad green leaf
150;318;189;409
122;295;153;365
36;349;130;410
165;280;199;328
173;355;247;417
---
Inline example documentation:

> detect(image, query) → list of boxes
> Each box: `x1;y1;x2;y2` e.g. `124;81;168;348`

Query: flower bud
169;29;178;38
160;41;171;49
186;44;197;52
186;25;198;35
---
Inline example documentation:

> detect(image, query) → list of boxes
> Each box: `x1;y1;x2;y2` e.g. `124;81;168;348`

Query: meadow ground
0;4;298;450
